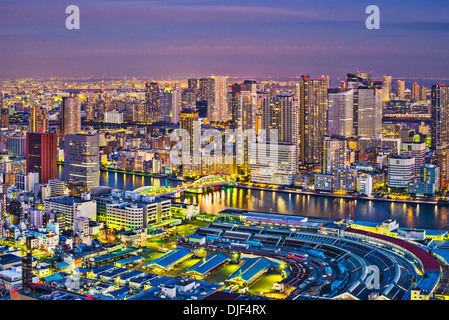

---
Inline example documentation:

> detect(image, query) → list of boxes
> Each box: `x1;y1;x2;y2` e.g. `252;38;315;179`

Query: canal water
58;166;449;230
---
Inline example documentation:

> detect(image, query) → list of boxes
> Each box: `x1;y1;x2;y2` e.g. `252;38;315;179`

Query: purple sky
1;0;449;80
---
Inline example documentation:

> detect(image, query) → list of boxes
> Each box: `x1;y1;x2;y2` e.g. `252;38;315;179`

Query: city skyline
1;0;449;79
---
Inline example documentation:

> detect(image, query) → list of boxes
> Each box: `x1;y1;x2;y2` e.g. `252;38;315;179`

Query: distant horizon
2;0;449;80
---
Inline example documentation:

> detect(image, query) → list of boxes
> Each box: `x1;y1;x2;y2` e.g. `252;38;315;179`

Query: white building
16;172;39;193
358;173;373;196
250;143;297;186
104;110;124;124
388;156;415;188
44;196;97;230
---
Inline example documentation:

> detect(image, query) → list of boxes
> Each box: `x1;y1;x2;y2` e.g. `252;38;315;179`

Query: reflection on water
57;165;449;230
183;187;449;230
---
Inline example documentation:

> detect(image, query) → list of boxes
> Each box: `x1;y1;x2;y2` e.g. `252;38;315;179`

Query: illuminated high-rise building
327;89;354;138
396;80;405;100
61;97;81;135
63;134;100;191
188;78;198;92
29;105;49;133
322;137;348;175
236;91;258;174
180;109;200;176
420;86;428;101
299;75;328;169
411;82;420;101
261;94;298;145
1;109;8;129
354;86;382;137
26;132;57;184
208;75;229;122
241;80;257;94
435;146;449;188
145;82;160;122
382;75;392;104
432;84;449;149
231;82;242;127
198;77;214;105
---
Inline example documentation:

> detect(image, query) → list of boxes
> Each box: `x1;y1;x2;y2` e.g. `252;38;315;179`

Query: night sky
1;0;449;80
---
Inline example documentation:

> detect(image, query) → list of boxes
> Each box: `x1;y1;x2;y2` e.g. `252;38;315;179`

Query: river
58;166;449;230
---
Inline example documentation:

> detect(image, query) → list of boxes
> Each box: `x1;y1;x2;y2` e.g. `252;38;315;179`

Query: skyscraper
29;105;49;133
208;75;229;122
61;97;81;135
382;75;392;104
1;109;8;129
322;137;348;175
26;132;57;184
236;91;258;173
354;87;382;137
411;82;420;101
180;109;200;176
431;84;449;149
299;75;328;169
261;94;298;145
145;82;160;122
63;134;100;191
231;82;242;127
327;89;354;138
188;78;198;92
396;80;406;100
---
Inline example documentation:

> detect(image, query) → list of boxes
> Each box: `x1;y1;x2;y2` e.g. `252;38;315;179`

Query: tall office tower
400;142;426;177
411;82;421;101
208;75;229;122
242;80;257;94
145;82;160;122
396;80;406;100
188;78;198;92
85;102;95;121
63;134;100;191
299;75;328;169
432;84;449;149
181;90;197;109
198;77;215;104
327;89;354;138
171;88;181;124
159;87;172;122
26;132;57;184
7;135;26;156
1;109;8;129
231;82;242;127
236;91;258;174
180;109;200;176
435;146;449;188
322;137;348;175
353;86;382;137
29;105;49;133
132;103;147;123
382;75;392;104
261;94;299;145
61;97;81;135
420;86;428;101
